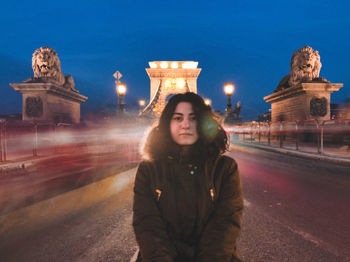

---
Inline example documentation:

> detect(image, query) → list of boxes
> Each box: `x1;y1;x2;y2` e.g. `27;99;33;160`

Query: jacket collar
167;142;201;165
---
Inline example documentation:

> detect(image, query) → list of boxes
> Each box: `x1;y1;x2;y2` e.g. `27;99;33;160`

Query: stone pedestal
10;82;88;123
264;82;343;122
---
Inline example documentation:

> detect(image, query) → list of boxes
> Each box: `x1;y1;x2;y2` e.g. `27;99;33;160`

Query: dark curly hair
142;92;228;161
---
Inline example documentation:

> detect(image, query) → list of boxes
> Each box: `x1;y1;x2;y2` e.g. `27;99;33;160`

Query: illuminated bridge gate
142;61;201;116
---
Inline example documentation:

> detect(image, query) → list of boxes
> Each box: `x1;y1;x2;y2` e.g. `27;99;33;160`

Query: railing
0;119;145;163
224;119;350;158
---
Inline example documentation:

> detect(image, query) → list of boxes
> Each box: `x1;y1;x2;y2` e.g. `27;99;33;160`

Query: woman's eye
173;116;182;121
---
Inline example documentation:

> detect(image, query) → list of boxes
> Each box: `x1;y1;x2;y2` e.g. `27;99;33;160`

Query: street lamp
224;82;235;114
204;98;212;107
116;82;126;113
139;99;146;112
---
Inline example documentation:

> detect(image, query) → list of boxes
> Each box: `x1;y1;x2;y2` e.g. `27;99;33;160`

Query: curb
0;155;65;173
231;142;350;165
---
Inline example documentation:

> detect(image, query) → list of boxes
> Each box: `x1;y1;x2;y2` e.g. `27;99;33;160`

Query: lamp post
139;99;146;112
224;82;235;125
116;82;126;113
224;82;234;114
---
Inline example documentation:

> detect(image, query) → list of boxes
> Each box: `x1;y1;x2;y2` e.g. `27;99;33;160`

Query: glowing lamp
182;61;198;69
139;99;146;107
224;82;235;116
204;98;212;106
224;83;234;96
171;62;179;69
149;62;157;68
116;82;126;96
160;62;168;69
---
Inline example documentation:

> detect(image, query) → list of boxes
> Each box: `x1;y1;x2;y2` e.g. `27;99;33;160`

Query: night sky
1;0;349;120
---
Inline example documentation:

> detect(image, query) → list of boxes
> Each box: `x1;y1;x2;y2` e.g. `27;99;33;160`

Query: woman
132;92;243;262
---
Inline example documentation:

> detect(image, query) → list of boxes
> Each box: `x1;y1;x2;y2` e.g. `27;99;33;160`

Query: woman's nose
181;118;190;128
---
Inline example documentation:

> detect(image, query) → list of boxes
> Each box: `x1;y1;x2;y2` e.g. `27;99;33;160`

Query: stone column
10;83;87;123
264;82;343;122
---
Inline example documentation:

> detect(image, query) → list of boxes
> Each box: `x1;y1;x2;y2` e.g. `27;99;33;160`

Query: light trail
0;121;152;216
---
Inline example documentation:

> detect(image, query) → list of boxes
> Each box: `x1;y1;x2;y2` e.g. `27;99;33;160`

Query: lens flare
201;116;218;140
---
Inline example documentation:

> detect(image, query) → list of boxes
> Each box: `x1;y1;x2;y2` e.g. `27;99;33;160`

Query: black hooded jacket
132;149;243;262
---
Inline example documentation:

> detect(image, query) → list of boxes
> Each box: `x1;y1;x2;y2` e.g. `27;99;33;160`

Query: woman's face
170;102;199;146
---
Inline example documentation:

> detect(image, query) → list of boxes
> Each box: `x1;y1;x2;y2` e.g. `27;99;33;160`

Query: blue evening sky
1;0;349;120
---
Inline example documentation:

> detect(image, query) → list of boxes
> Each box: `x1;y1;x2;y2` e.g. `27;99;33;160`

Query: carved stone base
10;82;88;123
264;82;343;122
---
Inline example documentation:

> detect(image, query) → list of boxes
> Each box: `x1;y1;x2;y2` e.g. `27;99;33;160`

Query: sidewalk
232;140;350;165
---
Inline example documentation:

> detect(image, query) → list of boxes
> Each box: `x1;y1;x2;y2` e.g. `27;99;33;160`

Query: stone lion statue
275;46;328;92
25;46;75;90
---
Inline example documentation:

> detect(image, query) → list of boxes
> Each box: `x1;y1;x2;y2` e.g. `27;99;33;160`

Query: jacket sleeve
132;161;177;262
197;158;244;262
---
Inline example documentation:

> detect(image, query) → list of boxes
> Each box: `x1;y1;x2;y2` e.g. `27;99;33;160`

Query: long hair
142;92;228;161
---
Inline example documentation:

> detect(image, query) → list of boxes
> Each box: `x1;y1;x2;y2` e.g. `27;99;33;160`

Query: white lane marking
258;208;344;259
243;197;345;259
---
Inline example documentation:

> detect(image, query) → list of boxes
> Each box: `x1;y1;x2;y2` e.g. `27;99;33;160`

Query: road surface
1;145;349;261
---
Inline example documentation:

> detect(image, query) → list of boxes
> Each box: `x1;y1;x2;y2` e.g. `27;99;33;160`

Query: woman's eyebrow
172;112;196;116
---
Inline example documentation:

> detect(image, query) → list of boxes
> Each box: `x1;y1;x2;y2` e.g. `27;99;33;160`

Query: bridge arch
142;61;201;116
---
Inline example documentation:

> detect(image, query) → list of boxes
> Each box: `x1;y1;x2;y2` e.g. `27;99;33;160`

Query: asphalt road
0;145;349;262
230;145;350;262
